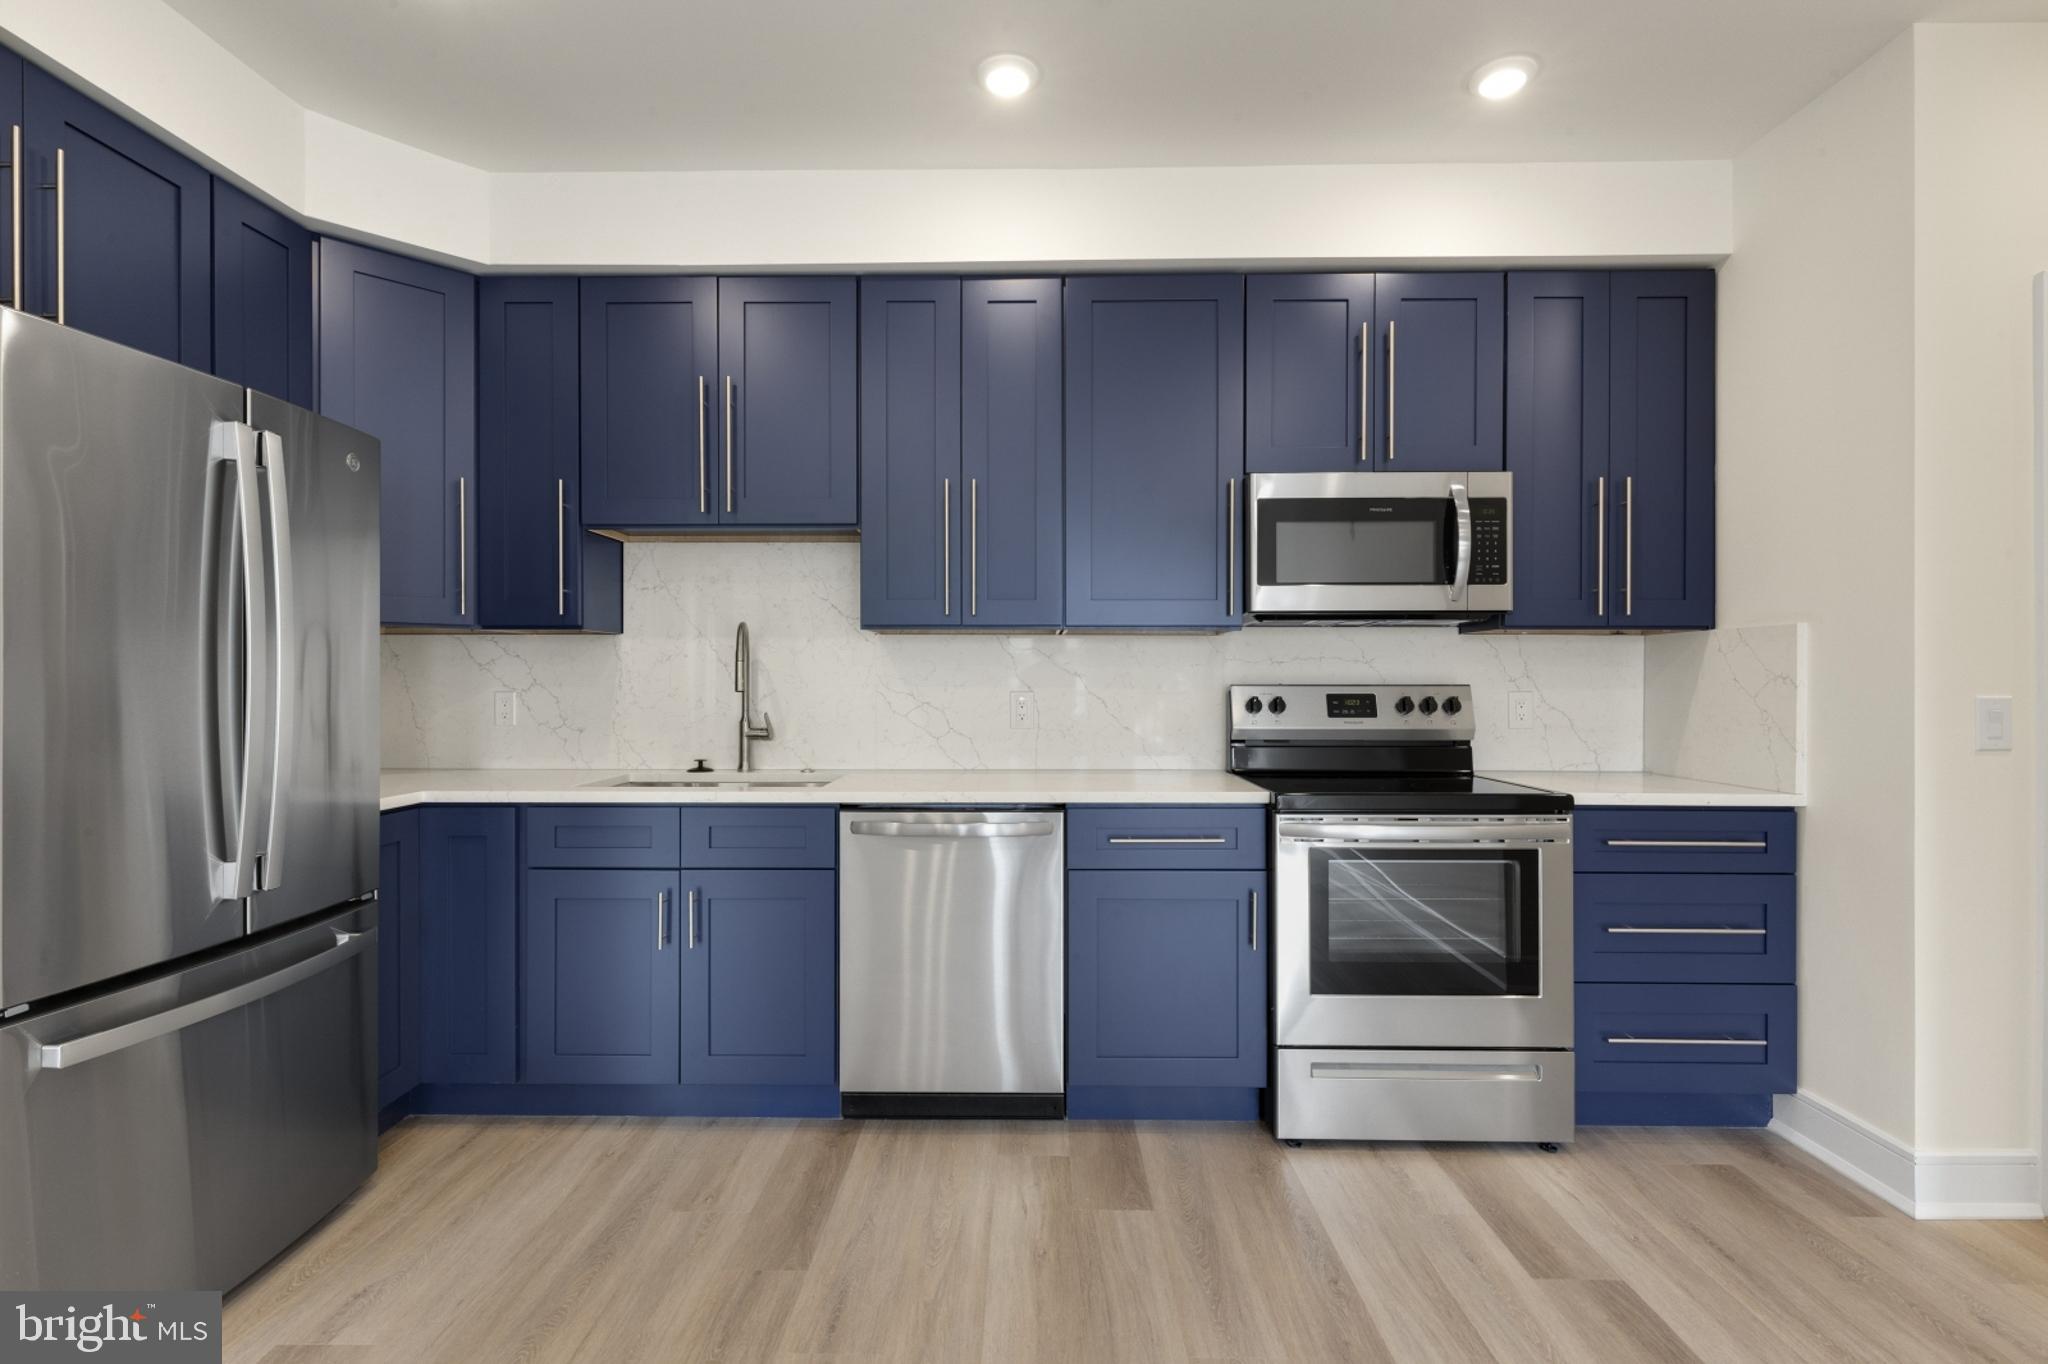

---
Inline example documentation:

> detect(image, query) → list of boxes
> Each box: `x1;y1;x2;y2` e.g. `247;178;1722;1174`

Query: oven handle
1277;820;1569;846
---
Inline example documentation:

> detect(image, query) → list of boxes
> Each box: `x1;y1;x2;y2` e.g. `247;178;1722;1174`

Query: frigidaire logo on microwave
3;1291;220;1360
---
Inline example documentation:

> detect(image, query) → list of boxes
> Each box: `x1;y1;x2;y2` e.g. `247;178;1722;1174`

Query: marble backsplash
1643;623;1807;794
384;541;1646;772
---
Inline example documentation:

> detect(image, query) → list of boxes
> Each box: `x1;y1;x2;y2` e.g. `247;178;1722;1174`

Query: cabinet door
1068;870;1265;1088
1376;273;1504;472
377;810;423;1109
963;278;1064;627
210;179;312;406
1504;272;1611;629
524;869;681;1085
0;50;19;316
478;277;621;631
419;808;517;1084
579;276;718;528
1245;273;1375;472
319;240;476;628
1065;275;1245;629
718;276;858;525
1610;271;1715;629
859;277;960;627
681;869;836;1087
23;67;210;367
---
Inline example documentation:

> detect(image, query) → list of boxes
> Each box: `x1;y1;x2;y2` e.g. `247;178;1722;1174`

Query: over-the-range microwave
1246;471;1511;623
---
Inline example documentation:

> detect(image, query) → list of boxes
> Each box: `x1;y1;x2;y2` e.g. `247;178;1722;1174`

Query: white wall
1720;32;1920;1143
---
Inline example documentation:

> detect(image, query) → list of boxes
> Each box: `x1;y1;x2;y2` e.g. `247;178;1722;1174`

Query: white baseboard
1769;1092;2042;1219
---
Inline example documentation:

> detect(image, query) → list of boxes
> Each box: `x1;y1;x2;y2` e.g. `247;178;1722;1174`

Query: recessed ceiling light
978;54;1040;100
1470;54;1539;101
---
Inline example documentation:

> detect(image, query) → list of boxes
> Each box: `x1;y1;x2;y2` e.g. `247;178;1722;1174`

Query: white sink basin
585;772;840;790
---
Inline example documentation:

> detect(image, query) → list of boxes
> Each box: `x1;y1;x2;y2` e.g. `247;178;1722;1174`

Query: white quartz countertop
1482;771;1805;807
379;768;1271;811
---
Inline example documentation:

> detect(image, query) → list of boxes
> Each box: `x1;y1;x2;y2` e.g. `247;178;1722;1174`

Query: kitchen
0;1;2044;1360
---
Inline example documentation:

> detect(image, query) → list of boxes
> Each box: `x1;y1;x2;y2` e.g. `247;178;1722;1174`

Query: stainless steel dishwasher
839;809;1065;1117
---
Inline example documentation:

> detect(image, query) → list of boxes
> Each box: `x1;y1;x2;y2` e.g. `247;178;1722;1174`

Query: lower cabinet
377;811;423;1110
419;807;520;1085
681;870;836;1087
523;869;681;1085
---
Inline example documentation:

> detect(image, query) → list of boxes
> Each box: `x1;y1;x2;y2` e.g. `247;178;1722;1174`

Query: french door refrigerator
0;311;381;1291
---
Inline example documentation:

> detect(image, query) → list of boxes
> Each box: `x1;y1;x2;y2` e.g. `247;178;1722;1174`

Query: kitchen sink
585;773;839;790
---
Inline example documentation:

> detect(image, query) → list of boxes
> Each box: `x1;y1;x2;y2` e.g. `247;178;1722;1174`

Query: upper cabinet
1504;270;1713;631
718;276;858;525
22;68;210;368
0;51;20;316
1376;272;1505;472
1245;273;1375;472
478;277;621;632
211;180;312;406
1066;274;1245;630
579;276;718;528
319;240;477;629
859;277;1063;630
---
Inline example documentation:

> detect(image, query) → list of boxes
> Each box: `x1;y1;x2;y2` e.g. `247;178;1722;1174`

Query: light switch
1975;695;2013;751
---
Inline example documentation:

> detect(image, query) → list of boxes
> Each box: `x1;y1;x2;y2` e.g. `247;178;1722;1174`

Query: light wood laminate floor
225;1117;2048;1363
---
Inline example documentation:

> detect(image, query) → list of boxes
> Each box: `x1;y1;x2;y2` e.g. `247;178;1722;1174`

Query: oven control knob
1441;696;1463;716
1418;696;1439;716
1393;696;1415;715
1244;696;1263;714
1268;696;1287;715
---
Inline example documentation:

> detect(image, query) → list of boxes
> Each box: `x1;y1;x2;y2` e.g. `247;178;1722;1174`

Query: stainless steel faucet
734;621;773;772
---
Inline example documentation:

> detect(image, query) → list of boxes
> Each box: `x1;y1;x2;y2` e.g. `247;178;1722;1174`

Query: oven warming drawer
1273;1047;1574;1143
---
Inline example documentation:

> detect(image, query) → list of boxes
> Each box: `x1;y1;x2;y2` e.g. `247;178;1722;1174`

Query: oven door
1274;815;1572;1049
1247;471;1511;617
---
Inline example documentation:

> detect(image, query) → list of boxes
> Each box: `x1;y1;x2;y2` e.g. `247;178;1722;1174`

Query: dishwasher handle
847;819;1057;839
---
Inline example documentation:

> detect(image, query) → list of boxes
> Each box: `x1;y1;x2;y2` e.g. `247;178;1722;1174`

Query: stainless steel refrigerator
0;312;381;1291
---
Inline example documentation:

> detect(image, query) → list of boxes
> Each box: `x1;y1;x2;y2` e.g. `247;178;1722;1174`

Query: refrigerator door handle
30;928;373;1071
255;427;292;892
207;421;271;901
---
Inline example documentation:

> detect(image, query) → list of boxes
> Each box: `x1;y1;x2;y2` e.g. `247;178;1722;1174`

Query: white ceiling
161;0;2048;173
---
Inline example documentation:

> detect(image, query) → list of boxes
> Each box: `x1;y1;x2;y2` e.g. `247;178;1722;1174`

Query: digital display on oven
1326;693;1377;719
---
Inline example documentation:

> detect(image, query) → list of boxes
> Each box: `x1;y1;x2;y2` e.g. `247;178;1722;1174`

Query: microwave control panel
1471;499;1508;586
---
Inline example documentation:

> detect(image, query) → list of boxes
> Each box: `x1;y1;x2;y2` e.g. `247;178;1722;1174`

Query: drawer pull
1603;926;1767;937
1311;1061;1542;1082
1107;835;1228;846
1604;839;1769;850
1606;1034;1768;1048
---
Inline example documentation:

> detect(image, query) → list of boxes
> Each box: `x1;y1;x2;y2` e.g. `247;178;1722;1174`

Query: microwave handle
1447;481;1473;605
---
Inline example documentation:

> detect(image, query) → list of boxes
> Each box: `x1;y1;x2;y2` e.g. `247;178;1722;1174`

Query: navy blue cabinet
681;869;836;1087
1375;273;1504;472
478;277;621;632
419;808;518;1085
320;240;476;629
1068;869;1266;1097
523;869;681;1085
210;180;312;406
23;67;210;367
1065;275;1245;629
377;811;423;1110
719;276;858;525
1610;271;1715;629
963;278;1063;628
1245;273;1375;472
859;277;961;627
579;276;718;529
1505;272;1610;628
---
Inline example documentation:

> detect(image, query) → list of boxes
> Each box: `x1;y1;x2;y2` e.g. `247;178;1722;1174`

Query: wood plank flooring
224;1118;2048;1363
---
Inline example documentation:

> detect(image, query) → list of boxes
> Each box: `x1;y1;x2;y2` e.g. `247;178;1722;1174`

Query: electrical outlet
494;691;519;727
1508;692;1536;731
1976;695;2014;751
1010;691;1038;730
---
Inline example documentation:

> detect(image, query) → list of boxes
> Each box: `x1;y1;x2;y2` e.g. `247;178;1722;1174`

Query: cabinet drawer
680;807;837;869
1065;806;1267;870
1575;874;1794;984
524;807;681;869
1576;983;1795;1095
1574;808;1795;874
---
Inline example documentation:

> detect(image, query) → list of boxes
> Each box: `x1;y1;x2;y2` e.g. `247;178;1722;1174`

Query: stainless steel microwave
1247;471;1512;622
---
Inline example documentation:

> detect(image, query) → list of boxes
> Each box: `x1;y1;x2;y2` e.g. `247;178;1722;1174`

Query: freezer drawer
0;904;377;1290
1273;1047;1575;1143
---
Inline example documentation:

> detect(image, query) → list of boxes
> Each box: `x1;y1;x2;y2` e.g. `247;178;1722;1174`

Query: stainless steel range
1228;684;1575;1144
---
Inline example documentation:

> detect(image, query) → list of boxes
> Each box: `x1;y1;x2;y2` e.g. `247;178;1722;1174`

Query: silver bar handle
1226;476;1238;617
457;475;469;618
1448;480;1472;605
687;888;699;950
35;929;372;1070
1595;475;1607;617
1605;925;1767;937
970;477;979;617
257;428;293;893
848;820;1056;839
1249;890;1259;952
657;890;669;950
209;421;271;901
8;124;19;311
697;375;708;514
52;146;64;325
1108;836;1228;846
1606;1035;1769;1048
556;478;567;616
723;376;736;514
1624;473;1634;616
1310;1061;1542;1082
1358;320;1370;462
942;476;952;616
1385;317;1396;461
1605;838;1768;850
